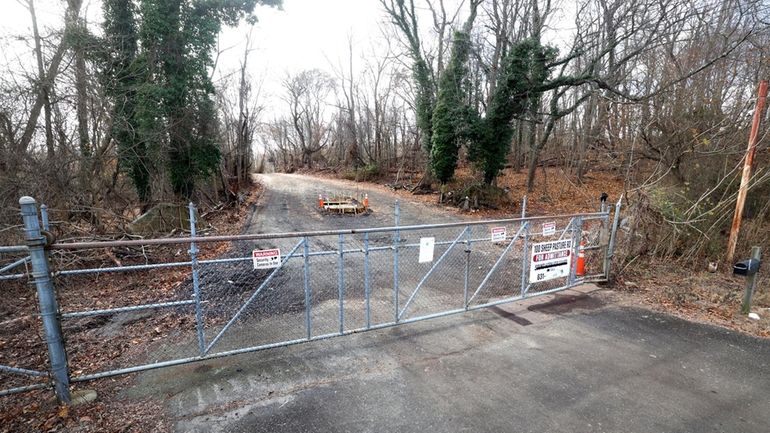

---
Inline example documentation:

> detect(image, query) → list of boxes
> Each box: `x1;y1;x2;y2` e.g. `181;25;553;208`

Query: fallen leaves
616;258;770;339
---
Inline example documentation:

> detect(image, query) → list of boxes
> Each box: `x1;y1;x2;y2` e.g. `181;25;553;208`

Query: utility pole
726;80;768;263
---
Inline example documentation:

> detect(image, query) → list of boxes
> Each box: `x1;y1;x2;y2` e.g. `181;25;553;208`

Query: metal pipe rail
0;245;28;254
49;211;610;250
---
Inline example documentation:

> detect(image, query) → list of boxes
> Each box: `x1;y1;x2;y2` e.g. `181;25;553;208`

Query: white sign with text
252;248;281;270
491;227;506;242
529;239;572;282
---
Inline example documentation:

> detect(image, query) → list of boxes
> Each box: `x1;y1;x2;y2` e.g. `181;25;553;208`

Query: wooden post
727;80;768;263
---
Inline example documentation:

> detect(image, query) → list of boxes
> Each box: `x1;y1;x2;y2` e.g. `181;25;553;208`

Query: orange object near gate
318;194;324;208
363;194;369;208
576;241;586;276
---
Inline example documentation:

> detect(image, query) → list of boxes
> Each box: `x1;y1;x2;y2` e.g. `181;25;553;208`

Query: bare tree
282;69;336;169
218;29;264;202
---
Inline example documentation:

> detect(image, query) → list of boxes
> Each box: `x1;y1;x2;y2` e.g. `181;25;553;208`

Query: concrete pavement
126;287;770;432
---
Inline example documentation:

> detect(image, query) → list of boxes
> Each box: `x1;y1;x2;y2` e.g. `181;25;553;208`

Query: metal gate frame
0;195;622;402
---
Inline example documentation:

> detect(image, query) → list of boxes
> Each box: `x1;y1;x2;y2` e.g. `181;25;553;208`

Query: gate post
568;216;583;286
604;196;623;280
40;203;50;231
188;203;206;355
19;196;70;403
393;200;400;323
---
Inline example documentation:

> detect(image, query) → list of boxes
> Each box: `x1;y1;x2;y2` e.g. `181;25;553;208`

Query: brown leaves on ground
616;257;770;338
1;388;170;433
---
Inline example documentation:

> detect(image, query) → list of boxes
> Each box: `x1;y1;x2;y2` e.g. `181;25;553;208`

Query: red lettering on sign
252;249;280;258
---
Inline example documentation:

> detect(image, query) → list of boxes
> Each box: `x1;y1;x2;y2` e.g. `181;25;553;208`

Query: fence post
393;200;400;323
604;196;623;280
188;203;206;355
599;196;610;262
740;246;762;315
520;196;528;296
19;196;70;403
338;233;345;334
463;226;471;310
303;237;312;339
569;216;583;286
520;223;529;297
40;204;50;231
364;233;371;329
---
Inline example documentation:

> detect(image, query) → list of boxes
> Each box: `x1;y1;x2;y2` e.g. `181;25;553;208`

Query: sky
0;0;576;113
1;0;398;110
216;0;390;107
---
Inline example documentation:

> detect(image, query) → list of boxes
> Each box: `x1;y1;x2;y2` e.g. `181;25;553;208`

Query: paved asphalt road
127;174;770;432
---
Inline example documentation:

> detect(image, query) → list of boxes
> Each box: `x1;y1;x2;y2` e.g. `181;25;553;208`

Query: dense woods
0;0;768;261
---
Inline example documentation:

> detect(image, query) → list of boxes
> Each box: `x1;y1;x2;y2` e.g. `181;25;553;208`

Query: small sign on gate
542;221;556;236
529;239;572;283
419;237;435;263
252;248;281;270
491;226;506;242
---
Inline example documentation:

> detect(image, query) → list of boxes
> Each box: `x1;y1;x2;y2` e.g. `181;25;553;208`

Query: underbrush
313;164;626;217
0;183;263;433
616;257;770;338
616;182;770;267
341;163;384;182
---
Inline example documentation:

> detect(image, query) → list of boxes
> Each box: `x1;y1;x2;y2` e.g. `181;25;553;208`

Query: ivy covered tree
469;39;557;184
103;0;280;201
430;30;473;184
379;0;435;155
102;0;149;202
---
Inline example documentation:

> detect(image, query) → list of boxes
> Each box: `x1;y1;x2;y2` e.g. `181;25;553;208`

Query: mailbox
733;259;761;276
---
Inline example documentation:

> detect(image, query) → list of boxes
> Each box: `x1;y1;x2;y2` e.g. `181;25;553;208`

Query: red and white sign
542;221;556;236
491;227;506;242
252;248;281;270
530;239;572;282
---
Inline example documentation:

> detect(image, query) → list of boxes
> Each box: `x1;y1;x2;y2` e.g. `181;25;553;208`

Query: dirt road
245;173;465;234
191;173;534;353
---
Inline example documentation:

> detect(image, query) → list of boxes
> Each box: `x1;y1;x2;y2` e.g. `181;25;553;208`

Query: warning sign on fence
252;248;281;270
529;239;572;283
542;221;556;236
491;227;506;242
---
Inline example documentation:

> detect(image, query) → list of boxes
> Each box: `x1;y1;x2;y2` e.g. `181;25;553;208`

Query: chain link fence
0;196;620;402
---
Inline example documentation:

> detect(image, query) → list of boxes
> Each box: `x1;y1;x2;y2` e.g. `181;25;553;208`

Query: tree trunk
28;0;56;160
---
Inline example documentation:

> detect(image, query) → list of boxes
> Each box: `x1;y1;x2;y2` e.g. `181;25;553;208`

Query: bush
343;163;383;182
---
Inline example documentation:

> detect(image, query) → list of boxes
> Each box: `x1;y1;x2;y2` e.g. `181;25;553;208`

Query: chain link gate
0;195;621;402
